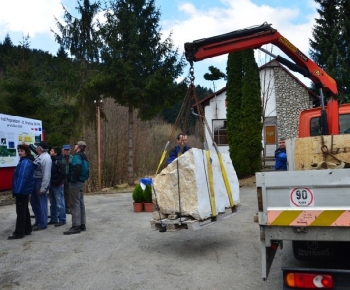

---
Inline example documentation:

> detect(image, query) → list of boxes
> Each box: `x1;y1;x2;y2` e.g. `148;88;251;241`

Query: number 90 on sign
290;188;314;207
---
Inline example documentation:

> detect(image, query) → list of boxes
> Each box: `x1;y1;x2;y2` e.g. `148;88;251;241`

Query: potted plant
143;184;154;212
132;184;145;212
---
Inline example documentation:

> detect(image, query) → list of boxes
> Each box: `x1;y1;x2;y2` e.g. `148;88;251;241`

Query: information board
0;113;42;168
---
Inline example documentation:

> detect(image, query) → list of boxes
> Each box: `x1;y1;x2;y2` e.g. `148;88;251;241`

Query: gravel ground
1;185;295;290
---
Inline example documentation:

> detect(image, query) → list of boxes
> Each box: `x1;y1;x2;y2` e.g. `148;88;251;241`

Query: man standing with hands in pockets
64;141;89;235
31;141;52;231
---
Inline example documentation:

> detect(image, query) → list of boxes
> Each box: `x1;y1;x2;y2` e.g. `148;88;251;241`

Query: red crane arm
184;23;338;97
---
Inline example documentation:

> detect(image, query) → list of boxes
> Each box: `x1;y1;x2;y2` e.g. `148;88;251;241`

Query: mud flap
262;241;282;280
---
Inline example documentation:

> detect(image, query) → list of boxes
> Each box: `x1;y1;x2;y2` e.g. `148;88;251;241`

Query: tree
240;50;262;174
84;0;185;185
2;34;13;47
0;36;43;118
339;0;350;95
226;51;246;176
226;50;262;177
309;0;350;99
52;0;101;137
203;65;226;92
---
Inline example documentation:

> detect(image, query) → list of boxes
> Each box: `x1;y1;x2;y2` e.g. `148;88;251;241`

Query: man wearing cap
62;144;73;214
64;141;89;235
31;141;52;231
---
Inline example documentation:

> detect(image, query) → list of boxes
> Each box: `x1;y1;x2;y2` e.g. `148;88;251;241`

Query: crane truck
185;22;350;289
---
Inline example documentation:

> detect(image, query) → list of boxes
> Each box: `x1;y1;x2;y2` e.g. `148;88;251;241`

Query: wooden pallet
150;207;239;232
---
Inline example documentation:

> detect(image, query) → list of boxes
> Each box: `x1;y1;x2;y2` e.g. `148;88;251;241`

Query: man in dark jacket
64;141;89;235
48;146;66;226
168;133;191;164
62;144;73;214
274;137;287;170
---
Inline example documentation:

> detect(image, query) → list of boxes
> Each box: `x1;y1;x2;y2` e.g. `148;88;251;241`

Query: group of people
8;141;89;240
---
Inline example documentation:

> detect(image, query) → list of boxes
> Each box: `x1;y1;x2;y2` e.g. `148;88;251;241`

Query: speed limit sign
290;188;314;207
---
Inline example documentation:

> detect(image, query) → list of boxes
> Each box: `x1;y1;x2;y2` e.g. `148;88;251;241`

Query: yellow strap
217;153;235;208
206;150;217;217
155;150;167;175
155;141;170;176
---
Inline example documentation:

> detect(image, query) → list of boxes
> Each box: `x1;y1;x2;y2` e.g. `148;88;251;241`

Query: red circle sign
290;188;314;207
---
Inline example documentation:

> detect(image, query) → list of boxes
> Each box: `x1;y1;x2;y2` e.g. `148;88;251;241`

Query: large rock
153;148;240;220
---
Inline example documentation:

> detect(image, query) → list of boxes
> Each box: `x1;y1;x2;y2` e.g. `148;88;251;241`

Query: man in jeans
64;141;89;235
48;146;66;227
31;141;52;231
62;144;73;214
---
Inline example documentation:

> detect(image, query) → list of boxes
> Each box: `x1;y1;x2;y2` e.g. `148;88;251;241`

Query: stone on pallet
153;148;240;220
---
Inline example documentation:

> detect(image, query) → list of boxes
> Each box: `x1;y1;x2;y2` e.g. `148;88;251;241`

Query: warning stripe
268;210;350;226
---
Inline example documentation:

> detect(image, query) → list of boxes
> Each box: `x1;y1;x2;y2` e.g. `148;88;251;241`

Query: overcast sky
0;0;318;90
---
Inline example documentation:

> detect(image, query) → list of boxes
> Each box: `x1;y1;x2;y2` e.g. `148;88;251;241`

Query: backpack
79;157;90;182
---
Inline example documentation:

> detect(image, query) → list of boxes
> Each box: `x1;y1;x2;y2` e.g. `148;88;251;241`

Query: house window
213;119;228;145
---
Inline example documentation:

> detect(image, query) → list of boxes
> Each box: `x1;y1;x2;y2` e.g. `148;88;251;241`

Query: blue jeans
30;178;48;229
49;184;66;224
69;182;86;227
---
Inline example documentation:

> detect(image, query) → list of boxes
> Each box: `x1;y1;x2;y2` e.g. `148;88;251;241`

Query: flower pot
144;202;155;212
133;202;144;212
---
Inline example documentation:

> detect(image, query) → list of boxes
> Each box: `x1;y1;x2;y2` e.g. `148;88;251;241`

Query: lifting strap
189;63;236;214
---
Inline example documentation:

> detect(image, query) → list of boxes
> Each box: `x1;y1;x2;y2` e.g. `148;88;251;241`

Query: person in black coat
48;146;66;226
8;144;35;240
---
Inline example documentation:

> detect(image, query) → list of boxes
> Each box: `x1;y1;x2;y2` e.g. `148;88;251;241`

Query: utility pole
94;99;103;190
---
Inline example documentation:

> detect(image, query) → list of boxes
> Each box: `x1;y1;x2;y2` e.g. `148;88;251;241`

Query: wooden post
94;99;103;190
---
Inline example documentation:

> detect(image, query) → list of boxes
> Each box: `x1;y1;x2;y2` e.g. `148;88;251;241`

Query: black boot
80;224;86;231
8;234;24;240
63;226;81;235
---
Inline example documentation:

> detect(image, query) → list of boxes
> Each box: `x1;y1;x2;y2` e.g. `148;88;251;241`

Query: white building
194;60;318;160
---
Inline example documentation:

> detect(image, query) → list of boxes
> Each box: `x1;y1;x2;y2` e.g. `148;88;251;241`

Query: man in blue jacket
274;137;287;170
168;133;191;164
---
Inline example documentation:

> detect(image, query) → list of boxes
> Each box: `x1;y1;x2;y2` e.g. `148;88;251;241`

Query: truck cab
299;103;350;137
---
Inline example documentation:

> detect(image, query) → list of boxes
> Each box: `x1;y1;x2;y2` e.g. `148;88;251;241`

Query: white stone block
153;148;240;220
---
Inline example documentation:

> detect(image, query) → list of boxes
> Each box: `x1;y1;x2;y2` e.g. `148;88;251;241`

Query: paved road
1;186;298;290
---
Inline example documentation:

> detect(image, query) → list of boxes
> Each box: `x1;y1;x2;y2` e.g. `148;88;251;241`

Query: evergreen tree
84;0;185;185
240;50;262;174
226;51;247;176
226;50;262;177
339;0;350;94
310;0;340;75
203;65;226;92
309;0;350;98
0;36;43;118
2;34;13;47
52;0;101;137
